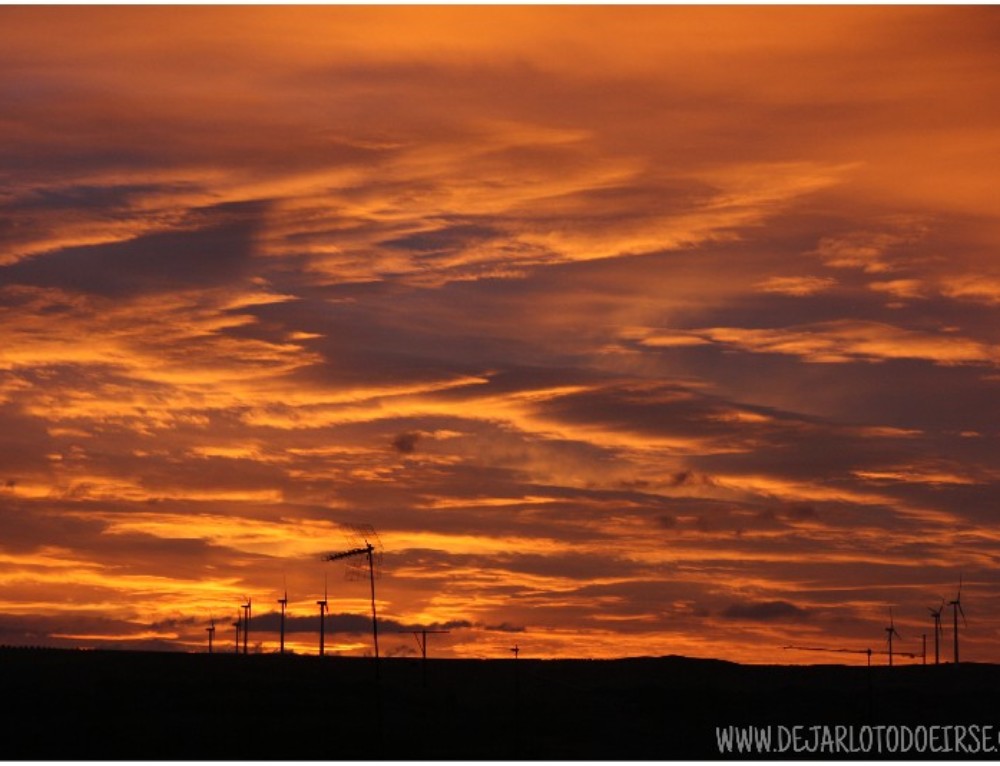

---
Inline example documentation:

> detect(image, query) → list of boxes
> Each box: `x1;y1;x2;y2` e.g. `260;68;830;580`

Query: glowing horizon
1;6;1000;665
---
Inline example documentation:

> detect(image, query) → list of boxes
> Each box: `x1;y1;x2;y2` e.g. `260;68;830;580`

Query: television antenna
324;524;384;673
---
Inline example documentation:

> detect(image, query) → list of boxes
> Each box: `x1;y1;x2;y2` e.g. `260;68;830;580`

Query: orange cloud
2;6;1000;664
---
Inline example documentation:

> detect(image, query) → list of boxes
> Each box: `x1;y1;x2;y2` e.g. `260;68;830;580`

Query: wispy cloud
0;6;999;662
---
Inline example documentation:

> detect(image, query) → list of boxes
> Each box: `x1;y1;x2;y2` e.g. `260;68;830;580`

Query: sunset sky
2;6;1000;663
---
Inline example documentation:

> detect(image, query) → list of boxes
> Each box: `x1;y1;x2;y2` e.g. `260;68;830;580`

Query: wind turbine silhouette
241;597;251;655
949;575;967;664
233;614;241;654
928;600;945;665
885;608;902;667
317;575;328;657
277;583;288;655
206;615;216;654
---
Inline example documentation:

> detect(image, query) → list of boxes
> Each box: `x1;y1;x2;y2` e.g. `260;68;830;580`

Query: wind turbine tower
317;576;329;657
233;615;241;654
929;602;944;665
278;587;288;655
241;597;251;655
949;576;967;664
885;608;902;667
206;616;216;654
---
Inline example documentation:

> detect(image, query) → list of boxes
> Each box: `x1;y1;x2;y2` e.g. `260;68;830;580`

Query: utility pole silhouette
949;576;967;664
278;587;288;655
511;644;521;694
510;643;522;756
206;616;216;654
317;576;328;657
241;597;251;655
783;645;877;720
398;628;450;687
929;602;944;665
783;645;874;664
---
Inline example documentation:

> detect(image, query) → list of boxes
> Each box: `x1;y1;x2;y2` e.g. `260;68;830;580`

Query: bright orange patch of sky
1;7;1000;664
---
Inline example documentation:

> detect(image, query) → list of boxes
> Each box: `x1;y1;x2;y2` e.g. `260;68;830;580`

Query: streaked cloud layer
2;6;1000;662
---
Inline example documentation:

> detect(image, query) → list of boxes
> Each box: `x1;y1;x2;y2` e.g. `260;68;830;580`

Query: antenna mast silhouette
317;575;329;656
885;608;902;667
929;601;944;665
324;524;383;672
949;575;967;664
241;597;251;655
206;616;216;654
278;585;288;655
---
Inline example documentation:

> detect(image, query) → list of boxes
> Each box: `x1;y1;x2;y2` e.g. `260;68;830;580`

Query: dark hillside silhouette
3;648;1000;759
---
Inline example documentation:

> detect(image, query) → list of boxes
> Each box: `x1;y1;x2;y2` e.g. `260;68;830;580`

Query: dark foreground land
2;648;1000;760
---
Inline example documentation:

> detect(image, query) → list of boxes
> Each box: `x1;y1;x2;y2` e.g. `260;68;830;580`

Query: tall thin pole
421;629;427;687
278;592;287;655
934;614;940;665
318;600;326;656
512;644;520;698
368;544;380;667
234;618;241;654
207;624;215;654
953;603;959;664
866;648;872;721
242;599;251;656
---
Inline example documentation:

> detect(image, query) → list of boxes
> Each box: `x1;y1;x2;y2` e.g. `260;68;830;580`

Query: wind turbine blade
959;602;967;627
